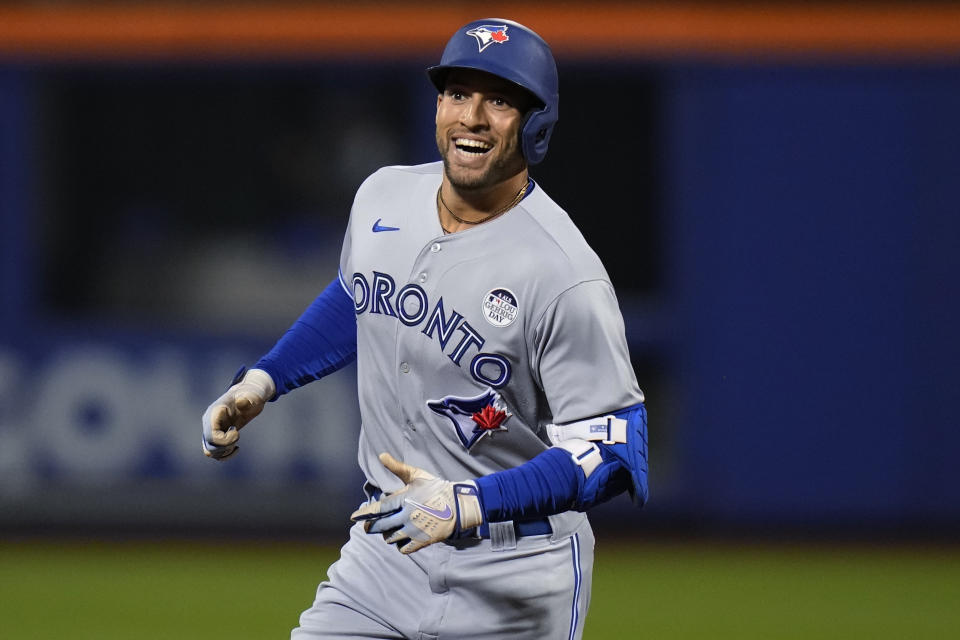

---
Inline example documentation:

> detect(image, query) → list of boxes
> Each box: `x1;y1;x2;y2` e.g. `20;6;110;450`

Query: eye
490;96;512;109
446;88;468;101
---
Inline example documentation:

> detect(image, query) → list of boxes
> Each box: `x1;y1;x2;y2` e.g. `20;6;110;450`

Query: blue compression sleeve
475;448;581;521
475;403;646;521
254;276;357;397
474;447;632;521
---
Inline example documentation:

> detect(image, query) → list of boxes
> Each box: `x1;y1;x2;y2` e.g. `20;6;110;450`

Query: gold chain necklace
437;181;529;233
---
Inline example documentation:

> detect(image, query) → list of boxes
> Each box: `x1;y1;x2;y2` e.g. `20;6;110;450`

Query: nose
459;93;489;130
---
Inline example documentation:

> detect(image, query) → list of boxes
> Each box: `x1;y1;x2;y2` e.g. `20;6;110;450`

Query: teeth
455;138;492;151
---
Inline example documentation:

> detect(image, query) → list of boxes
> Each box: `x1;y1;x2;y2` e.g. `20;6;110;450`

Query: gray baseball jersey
293;161;642;639
340;161;643;493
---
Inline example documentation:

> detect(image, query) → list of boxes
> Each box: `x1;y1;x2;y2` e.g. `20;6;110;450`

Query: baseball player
202;18;648;640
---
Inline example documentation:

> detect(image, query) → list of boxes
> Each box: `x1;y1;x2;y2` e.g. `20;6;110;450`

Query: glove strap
453;482;483;534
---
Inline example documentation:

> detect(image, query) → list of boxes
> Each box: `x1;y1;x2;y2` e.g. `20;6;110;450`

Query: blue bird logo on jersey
466;25;510;52
427;389;511;450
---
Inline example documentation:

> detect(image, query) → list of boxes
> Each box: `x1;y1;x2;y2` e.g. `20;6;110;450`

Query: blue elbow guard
548;403;648;508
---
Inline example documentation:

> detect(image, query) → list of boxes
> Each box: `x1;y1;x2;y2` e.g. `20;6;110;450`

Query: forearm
475;446;632;522
475;448;579;521
254;275;358;397
475;403;648;521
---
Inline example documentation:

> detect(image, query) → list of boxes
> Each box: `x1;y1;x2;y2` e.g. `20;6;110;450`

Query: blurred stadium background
1;1;959;637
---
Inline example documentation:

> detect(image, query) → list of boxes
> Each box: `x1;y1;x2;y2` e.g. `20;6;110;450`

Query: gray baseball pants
292;512;594;639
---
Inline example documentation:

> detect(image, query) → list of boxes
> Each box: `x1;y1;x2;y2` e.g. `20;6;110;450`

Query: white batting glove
350;453;484;554
201;368;275;460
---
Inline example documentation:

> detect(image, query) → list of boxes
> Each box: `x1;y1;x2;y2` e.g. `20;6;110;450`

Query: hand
350;453;484;554
201;368;275;460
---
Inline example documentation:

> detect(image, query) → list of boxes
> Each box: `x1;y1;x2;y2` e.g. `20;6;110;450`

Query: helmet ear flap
521;105;557;166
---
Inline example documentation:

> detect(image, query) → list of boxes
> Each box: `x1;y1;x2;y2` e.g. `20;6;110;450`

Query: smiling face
434;68;536;192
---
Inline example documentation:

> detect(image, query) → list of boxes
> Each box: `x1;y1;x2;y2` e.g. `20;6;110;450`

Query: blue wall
666;65;960;526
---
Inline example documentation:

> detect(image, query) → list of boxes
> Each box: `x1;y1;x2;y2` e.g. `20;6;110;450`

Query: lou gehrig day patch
483;288;519;327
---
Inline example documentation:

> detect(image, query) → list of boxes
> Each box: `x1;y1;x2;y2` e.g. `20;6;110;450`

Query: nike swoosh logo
404;498;453;520
372;218;400;232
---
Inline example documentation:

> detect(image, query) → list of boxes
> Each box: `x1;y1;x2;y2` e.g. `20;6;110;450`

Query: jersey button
399;362;410;373
418;272;428;283
430;243;441;253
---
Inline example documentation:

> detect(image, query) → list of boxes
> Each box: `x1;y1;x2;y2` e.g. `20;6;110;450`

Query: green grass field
2;539;958;639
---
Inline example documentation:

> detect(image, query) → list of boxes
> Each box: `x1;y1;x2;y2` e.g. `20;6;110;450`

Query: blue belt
364;484;552;539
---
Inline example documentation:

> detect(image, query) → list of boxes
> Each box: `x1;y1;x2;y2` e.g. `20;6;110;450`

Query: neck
438;171;529;231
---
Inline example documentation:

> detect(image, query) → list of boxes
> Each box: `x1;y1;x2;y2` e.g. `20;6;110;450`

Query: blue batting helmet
427;19;559;165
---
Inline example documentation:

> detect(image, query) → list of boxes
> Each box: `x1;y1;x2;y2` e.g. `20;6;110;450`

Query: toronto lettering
352;271;512;388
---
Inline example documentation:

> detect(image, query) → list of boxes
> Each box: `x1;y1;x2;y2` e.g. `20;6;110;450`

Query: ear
436;94;442;124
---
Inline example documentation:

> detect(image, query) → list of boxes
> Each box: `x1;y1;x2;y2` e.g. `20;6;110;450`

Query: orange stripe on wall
1;3;960;60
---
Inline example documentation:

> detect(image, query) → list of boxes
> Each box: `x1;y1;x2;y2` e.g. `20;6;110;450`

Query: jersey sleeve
533;279;642;423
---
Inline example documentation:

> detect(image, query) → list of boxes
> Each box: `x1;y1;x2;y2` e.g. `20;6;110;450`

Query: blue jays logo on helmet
466;24;510;52
427;389;512;450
